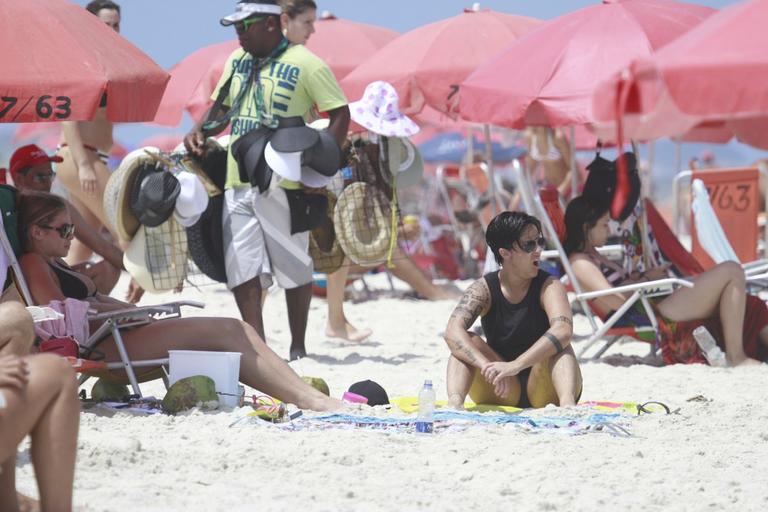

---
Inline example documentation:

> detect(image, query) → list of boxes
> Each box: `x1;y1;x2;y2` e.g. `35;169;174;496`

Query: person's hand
399;217;421;242
482;360;521;384
0;355;29;390
125;279;145;304
78;162;98;197
184;129;206;158
644;264;672;281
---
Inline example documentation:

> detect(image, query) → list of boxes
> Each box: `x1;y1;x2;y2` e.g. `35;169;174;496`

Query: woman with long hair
17;191;342;411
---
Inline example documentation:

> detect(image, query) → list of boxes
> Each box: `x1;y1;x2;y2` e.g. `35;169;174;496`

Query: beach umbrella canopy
340;7;540;115
153;15;398;127
459;0;714;129
592;0;768;148
418;132;526;164
0;0;169;123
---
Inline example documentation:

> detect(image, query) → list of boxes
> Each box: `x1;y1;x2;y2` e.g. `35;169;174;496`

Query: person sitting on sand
564;195;767;365
17;191;341;412
10;144;123;295
444;211;582;409
0;301;80;512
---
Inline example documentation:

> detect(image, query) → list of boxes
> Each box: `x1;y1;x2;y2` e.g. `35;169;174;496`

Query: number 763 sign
0;95;73;122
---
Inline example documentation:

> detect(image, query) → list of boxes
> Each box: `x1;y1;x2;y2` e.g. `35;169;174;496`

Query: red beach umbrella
593;0;768;147
459;0;714;129
340;7;539;115
0;0;169;123
153;14;398;127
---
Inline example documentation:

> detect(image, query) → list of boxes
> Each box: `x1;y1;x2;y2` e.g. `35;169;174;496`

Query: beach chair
534;188;693;359
0;188;203;397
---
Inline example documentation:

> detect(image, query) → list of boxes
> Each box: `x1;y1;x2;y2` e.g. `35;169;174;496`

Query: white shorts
222;186;312;290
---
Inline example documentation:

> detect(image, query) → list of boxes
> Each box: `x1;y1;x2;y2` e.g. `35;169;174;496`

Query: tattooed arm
443;279;492;368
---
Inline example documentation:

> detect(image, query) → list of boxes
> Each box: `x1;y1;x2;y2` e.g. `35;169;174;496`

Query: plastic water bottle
415;380;436;433
692;326;728;367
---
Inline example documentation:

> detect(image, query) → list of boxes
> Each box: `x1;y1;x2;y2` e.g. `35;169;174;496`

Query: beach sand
14;273;768;511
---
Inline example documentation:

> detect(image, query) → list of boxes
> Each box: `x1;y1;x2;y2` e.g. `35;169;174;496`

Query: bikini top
49;259;95;300
592;253;628;286
529;131;561;162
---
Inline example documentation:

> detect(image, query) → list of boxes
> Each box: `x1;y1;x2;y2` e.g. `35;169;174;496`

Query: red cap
9;144;63;177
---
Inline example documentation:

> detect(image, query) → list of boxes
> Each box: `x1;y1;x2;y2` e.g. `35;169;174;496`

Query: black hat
186;194;227;283
130;165;180;227
231;125;275;192
348;380;389;406
582;151;641;222
270;116;320;153
303;130;342;177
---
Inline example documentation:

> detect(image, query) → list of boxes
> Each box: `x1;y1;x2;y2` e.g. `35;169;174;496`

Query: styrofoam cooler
168;350;242;407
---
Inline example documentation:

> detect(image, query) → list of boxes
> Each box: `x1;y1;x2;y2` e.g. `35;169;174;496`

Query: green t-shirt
211;45;348;190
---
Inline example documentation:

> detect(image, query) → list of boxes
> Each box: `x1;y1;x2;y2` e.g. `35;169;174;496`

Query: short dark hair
563;195;610;256
279;0;317;18
85;0;120;15
485;211;542;265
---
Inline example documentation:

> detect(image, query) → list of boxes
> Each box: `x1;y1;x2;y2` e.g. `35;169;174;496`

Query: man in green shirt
184;0;350;360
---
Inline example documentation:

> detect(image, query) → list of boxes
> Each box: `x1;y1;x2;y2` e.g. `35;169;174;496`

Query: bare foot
325;320;372;342
17;493;40;512
735;357;763;367
447;394;466;410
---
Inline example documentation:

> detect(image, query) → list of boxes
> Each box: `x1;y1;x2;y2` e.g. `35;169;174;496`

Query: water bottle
415;380;436;433
692;326;728;367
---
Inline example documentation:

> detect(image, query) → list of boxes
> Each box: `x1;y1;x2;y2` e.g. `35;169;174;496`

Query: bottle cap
424;380;433;388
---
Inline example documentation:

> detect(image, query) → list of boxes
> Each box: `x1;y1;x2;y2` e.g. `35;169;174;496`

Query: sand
14;273;768;511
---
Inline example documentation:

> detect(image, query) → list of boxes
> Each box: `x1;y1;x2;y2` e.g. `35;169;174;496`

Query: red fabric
538;187;566;242
341;9;540;115
460;0;713;128
1;0;169;122
154;18;398;126
644;199;705;276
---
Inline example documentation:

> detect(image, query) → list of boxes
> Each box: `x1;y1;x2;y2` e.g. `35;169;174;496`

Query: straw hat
386;137;424;188
333;182;391;267
123;218;188;293
103;147;161;242
350;81;420;138
309;191;345;274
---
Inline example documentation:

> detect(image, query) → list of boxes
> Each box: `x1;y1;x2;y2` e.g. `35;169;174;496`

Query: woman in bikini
17;191;341;411
444;211;582;409
564;195;767;365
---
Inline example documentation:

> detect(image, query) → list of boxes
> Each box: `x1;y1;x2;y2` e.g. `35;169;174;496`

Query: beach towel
691;179;739;264
34;298;90;345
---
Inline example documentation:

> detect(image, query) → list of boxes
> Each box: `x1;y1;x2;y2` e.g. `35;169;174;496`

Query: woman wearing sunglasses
16;191;342;412
444;211;582;409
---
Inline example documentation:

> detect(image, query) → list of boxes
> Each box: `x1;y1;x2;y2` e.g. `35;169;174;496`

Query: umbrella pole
483;124;499;216
570;125;578;199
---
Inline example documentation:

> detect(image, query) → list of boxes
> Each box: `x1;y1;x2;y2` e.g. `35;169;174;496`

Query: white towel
691;179;739;264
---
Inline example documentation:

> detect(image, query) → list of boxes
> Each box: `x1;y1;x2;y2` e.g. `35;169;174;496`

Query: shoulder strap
201;71;236;137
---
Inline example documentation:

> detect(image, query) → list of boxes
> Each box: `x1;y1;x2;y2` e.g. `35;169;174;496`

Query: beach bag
284;189;328;234
39;336;80;358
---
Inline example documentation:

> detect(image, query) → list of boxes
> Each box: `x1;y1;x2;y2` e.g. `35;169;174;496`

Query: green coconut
162;376;219;414
91;379;130;402
302;376;330;396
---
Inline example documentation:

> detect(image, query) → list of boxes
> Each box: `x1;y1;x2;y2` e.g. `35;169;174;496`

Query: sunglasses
234;15;267;32
39;223;75;240
517;235;546;253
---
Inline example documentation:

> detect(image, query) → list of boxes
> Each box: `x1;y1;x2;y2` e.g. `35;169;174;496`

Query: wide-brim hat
103;147;161;242
270;116;319;153
303;129;342;178
265;142;334;188
186;194;227;283
349;81;420;138
131;167;181;228
333;182;391;267
124;219;188;293
386;137;424;188
309;191;345;274
231;126;275;192
174;171;209;227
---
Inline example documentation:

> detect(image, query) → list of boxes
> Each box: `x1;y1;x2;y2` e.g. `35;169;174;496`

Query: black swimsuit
49;260;93;300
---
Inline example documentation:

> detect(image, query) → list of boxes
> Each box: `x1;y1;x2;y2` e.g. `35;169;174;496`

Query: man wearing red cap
8;145;123;294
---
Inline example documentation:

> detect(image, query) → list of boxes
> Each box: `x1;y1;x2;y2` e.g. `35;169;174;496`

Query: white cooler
168;350;242;407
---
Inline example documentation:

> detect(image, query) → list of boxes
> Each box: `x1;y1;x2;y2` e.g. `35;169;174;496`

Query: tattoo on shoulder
449;281;490;329
550;315;573;326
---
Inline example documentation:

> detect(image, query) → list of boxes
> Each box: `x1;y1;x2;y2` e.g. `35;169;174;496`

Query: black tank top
480;270;552;362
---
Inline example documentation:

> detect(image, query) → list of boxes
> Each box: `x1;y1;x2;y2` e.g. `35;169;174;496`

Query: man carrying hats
184;0;350;360
8;144;124;296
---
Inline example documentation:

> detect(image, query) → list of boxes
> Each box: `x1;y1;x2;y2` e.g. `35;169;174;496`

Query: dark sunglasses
234;16;267;32
39;223;75;240
517;235;546;253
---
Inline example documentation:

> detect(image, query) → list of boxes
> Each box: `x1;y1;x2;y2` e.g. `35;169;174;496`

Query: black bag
283;189;328;234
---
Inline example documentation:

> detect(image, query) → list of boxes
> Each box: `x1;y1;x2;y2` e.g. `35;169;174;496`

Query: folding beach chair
534;188;693;359
0;188;203;397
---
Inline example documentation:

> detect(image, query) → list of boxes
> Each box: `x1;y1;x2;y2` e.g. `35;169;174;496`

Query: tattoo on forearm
449;282;490;330
449;337;478;364
544;332;564;354
550;316;573;326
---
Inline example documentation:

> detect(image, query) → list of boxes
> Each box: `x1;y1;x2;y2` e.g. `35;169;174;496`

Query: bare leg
527;345;582;408
390;248;460;301
96;317;341;411
325;262;372;342
0;355;79;512
658;262;758;365
446;333;508;408
232;277;265;341
285;283;312;360
0;302;35;356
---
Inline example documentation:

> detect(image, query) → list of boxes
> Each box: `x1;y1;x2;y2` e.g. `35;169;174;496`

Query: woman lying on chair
564;195;767;366
444;211;582;409
17;191;341;411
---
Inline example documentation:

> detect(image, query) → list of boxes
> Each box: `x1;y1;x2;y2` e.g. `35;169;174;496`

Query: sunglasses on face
235;15;266;33
517;235;546;253
39;223;75;240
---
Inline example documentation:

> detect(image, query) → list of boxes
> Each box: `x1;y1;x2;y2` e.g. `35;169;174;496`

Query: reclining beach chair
0;186;203;397
534;188;693;359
